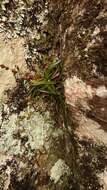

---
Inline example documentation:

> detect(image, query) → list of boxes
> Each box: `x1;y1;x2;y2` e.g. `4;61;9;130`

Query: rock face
0;107;70;190
48;0;107;182
47;0;107;187
0;0;107;190
0;35;27;99
0;1;73;190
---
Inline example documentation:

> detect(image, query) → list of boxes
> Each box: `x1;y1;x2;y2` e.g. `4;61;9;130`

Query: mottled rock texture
47;0;107;151
43;0;107;189
0;0;107;190
0;35;27;99
47;0;107;78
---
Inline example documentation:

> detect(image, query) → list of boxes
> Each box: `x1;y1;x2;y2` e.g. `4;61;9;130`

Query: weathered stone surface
65;76;107;145
0;105;73;190
0;34;27;99
47;0;107;150
0;109;105;190
0;0;107;190
47;0;107;78
47;0;107;189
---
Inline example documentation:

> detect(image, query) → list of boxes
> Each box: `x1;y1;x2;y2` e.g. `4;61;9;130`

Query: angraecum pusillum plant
29;58;68;128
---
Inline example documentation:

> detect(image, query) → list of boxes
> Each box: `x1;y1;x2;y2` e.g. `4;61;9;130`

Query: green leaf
31;79;55;86
44;59;62;80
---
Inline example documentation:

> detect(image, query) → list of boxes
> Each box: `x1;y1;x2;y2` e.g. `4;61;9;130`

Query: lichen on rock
0;104;68;190
0;0;107;189
0;106;57;156
50;159;70;184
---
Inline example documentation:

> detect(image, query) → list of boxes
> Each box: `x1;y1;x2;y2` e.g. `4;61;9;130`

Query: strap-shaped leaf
31;79;55;86
44;59;62;80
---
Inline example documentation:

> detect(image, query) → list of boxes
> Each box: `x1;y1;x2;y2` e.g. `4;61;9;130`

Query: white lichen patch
65;76;93;110
36;10;48;25
18;109;54;151
0;114;21;155
0;0;48;38
84;39;96;52
0;106;63;156
92;26;100;37
50;159;70;184
0;108;50;155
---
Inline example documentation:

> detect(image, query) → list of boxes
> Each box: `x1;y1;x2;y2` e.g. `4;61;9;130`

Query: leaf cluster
29;59;63;98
